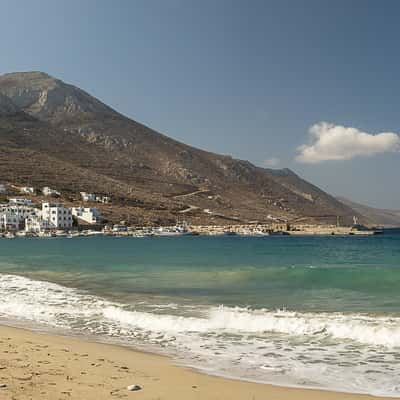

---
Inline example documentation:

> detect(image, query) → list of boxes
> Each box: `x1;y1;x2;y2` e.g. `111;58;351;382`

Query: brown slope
0;72;358;225
264;168;366;224
337;197;400;227
0;93;20;116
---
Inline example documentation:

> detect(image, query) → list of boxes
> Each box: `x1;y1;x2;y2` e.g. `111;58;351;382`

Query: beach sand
0;325;395;400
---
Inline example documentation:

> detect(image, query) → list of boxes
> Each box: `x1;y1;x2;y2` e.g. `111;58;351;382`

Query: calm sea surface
0;231;399;396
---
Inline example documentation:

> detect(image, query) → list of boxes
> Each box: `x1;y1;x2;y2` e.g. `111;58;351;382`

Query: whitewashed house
42;187;61;197
80;192;110;203
20;186;35;194
0;213;19;230
0;204;37;220
25;215;51;233
80;192;97;202
8;198;34;206
96;195;110;204
41;202;73;229
0;204;37;230
72;207;101;224
112;224;128;232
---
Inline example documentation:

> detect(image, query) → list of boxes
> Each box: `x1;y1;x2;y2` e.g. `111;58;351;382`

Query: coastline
0;223;382;239
0;324;396;400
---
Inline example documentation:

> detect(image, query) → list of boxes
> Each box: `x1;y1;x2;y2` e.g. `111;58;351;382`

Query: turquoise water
0;232;399;396
1;233;399;312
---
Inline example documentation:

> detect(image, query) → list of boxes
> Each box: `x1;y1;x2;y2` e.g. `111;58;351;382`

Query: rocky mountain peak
0;71;116;122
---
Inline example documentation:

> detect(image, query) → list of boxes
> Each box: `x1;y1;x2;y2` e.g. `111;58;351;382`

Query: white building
0;204;37;230
80;192;97;202
112;224;128;232
97;195;110;204
80;192;110;203
25;215;51;233
41;202;73;229
20;186;35;194
0;213;19;230
0;204;37;220
42;187;61;197
72;207;101;224
8;197;34;206
0;184;7;194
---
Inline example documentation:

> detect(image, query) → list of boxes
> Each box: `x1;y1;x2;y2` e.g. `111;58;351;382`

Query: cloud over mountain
296;122;400;163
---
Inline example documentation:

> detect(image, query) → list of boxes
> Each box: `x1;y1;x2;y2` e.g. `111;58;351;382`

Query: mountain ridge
0;71;362;225
337;197;400;227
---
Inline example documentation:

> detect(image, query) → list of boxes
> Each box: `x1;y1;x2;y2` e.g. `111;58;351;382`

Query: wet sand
0;325;395;400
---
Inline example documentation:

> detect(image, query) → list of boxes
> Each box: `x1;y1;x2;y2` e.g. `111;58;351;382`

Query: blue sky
1;0;399;208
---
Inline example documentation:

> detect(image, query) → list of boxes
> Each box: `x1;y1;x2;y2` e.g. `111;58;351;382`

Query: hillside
0;71;361;225
337;197;400;227
0;93;20;116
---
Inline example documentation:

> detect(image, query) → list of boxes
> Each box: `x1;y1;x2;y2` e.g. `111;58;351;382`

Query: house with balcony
72;207;101;224
41;202;73;229
0;204;37;231
0;213;19;230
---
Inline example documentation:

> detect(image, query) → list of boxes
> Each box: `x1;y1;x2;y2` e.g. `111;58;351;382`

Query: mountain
0;93;20;116
0;71;361;225
337;197;400;227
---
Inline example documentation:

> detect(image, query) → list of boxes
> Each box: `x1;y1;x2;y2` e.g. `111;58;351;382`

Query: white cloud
296;122;400;164
262;157;280;167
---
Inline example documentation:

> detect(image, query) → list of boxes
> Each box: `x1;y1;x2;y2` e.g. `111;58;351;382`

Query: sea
0;230;399;397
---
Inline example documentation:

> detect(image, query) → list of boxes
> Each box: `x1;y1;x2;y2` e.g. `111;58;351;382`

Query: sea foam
0;273;399;347
102;305;400;347
0;273;399;397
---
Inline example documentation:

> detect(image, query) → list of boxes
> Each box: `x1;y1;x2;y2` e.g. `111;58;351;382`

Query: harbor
0;222;383;239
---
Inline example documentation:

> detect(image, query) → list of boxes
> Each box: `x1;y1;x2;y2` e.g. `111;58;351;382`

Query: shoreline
0;324;396;400
0;226;384;239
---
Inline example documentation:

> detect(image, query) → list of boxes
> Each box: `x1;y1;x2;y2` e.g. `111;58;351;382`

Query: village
0;183;106;237
0;183;380;239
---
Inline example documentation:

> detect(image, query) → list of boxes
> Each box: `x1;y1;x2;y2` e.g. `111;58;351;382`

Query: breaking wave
0;273;400;397
0;274;399;347
103;306;400;347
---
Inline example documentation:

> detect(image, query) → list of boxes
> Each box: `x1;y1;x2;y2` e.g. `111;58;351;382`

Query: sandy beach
0;325;395;400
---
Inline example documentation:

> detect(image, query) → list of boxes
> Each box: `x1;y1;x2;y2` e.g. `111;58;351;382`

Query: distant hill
0;71;361;225
337;197;400;227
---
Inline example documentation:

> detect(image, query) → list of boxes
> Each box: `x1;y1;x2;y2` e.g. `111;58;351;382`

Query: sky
0;0;399;208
